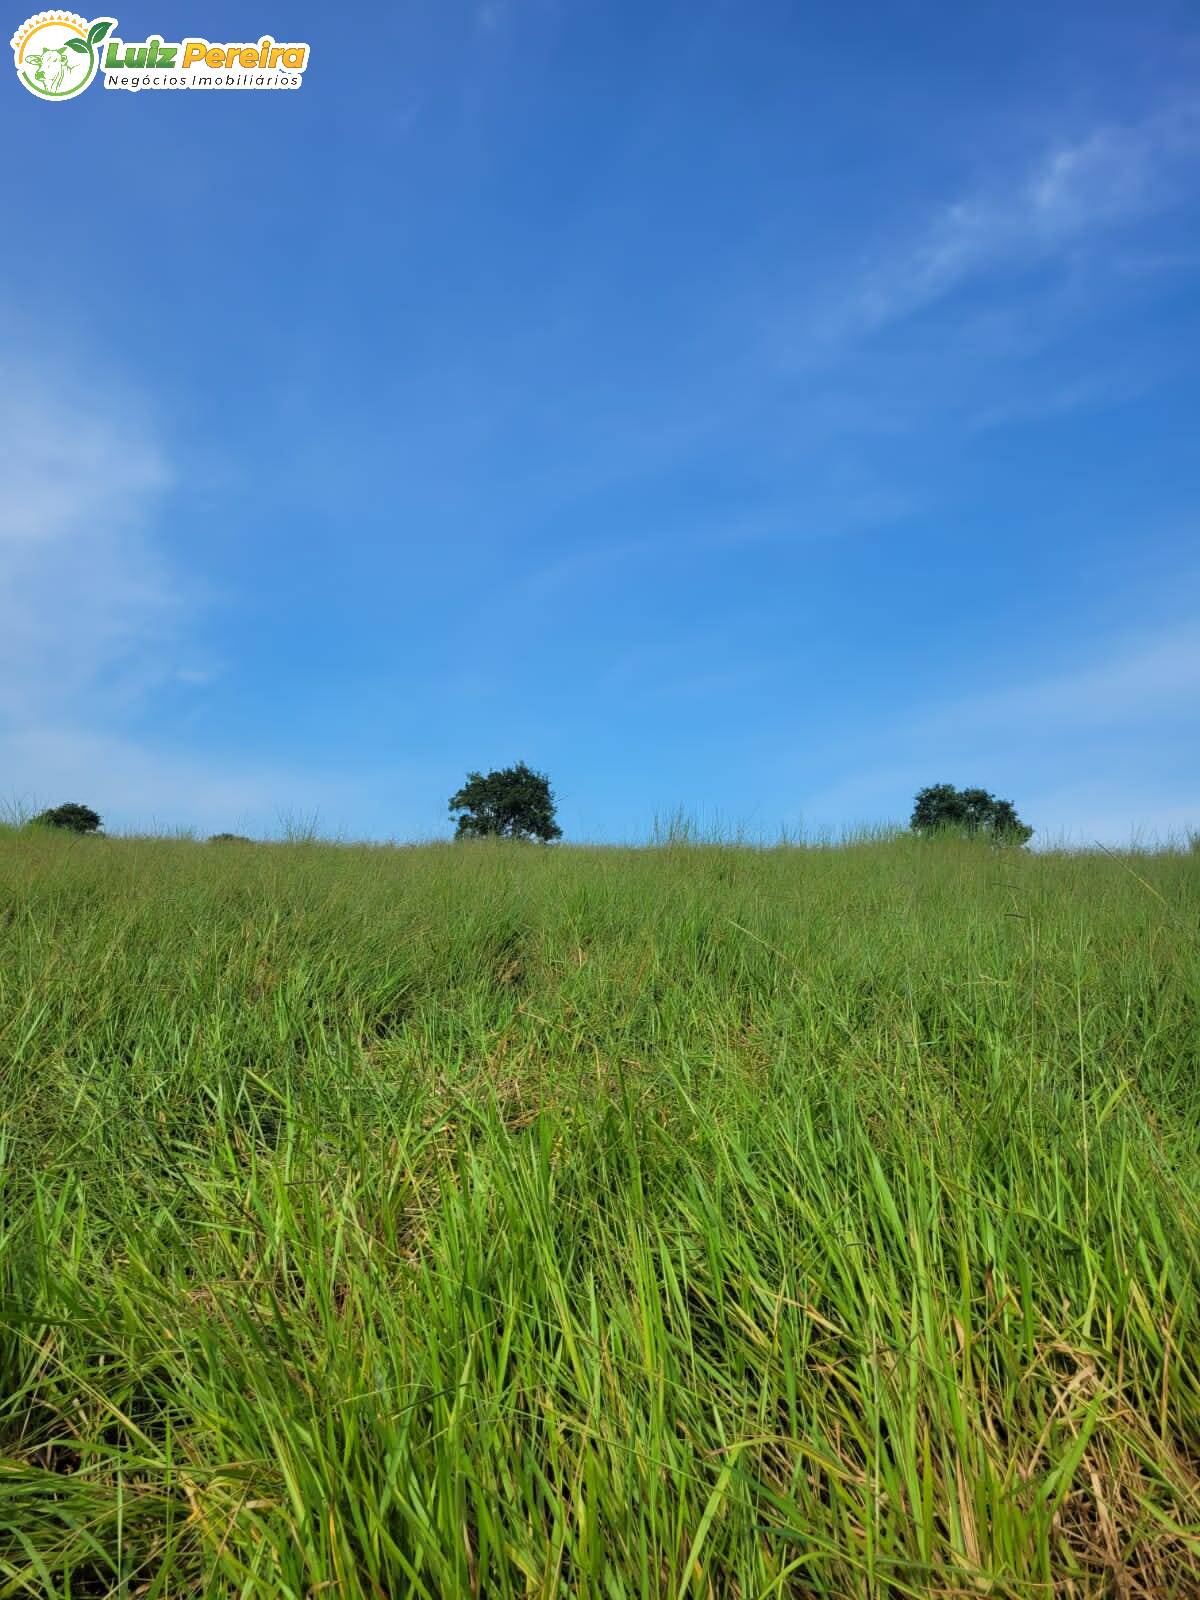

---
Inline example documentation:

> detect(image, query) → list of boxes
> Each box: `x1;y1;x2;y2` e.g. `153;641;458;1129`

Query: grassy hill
1;829;1198;1596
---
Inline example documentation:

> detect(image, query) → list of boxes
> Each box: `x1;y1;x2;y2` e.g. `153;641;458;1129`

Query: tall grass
1;829;1198;1596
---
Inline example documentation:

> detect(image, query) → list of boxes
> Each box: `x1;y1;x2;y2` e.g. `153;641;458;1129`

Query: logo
11;13;310;96
11;12;114;99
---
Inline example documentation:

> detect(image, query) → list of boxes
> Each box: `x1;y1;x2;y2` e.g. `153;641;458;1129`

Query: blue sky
2;0;1198;843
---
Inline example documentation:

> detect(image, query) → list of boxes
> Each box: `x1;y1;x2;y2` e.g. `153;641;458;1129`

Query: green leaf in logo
65;37;89;52
87;19;113;46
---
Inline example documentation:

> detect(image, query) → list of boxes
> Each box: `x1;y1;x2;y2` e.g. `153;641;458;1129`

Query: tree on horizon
31;802;102;835
449;763;562;842
910;784;1032;843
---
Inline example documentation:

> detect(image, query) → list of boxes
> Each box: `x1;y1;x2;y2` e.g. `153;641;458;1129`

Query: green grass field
1;828;1198;1597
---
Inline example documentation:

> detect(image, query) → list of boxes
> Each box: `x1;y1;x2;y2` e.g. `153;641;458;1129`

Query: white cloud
0;386;169;547
0;357;360;835
1017;784;1200;850
0;723;356;837
0;367;183;719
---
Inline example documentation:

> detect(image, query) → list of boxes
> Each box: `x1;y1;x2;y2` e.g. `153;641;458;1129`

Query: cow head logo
11;12;114;100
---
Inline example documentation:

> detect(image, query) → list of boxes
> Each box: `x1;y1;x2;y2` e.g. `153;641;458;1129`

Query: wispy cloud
967;369;1151;431
915;622;1200;737
800;618;1200;844
0;366;186;719
519;537;655;601
476;1;508;32
834;100;1200;338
